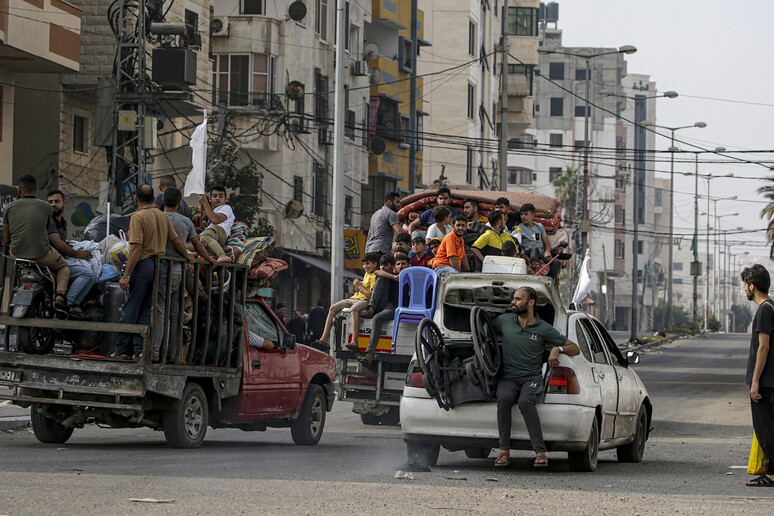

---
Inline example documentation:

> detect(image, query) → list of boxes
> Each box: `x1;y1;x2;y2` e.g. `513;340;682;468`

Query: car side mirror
626;351;640;365
280;333;296;353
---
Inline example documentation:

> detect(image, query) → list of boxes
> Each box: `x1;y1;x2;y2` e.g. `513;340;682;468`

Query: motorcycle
7;257;59;354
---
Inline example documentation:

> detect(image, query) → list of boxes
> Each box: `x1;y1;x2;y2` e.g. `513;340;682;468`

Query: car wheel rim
309;396;323;437
184;396;204;438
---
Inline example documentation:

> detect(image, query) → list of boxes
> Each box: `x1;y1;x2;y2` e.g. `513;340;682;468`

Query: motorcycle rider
2;176;70;311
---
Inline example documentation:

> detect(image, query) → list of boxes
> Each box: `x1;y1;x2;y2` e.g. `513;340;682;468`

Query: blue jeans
434;265;459;275
116;258;156;356
67;264;97;306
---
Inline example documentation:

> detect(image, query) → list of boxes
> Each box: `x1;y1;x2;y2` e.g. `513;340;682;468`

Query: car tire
464;447;492;459
617;405;647;463
379;407;400;426
291;384;326;446
17;297;57;355
30;405;74;444
568;416;599;472
162;383;208;449
406;440;440;468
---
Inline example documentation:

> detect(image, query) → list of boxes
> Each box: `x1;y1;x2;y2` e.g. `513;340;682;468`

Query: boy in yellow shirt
312;252;379;350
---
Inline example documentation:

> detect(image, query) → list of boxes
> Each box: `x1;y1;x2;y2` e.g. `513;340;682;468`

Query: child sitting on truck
357;253;409;368
312;252;379;351
409;236;433;268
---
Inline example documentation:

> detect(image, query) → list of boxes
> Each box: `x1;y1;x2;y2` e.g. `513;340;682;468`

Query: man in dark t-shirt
491;286;580;469
741;264;774;486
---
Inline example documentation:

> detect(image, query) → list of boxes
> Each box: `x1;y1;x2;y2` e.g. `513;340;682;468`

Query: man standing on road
493;286;580;468
116;185;193;361
365;192;403;256
741;264;774;487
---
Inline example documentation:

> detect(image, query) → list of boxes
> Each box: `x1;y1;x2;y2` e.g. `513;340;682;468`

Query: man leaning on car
493;286;580;469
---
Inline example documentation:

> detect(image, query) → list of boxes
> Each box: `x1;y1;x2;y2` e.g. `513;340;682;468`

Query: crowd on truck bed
2;174;242;363
308;187;570;363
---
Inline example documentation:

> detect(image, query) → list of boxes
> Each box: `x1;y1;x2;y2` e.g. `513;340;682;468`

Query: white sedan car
400;273;651;472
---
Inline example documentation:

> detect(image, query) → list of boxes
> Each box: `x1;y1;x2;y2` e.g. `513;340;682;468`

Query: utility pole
110;0;148;211
408;0;418;193
498;0;509;191
630;95;645;342
691;154;699;328
330;0;346;305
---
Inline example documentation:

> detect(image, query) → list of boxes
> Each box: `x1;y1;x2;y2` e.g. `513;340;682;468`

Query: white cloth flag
571;248;592;306
184;112;208;197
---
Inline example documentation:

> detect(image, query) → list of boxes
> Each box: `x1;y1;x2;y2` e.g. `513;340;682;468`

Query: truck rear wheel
291;384;326;446
30;405;74;444
406;440;440;468
163;383;208;449
360;407;399;426
17;298;57;355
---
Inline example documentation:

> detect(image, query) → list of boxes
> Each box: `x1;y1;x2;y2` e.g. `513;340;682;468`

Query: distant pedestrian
307;300;326;343
286;310;306;345
741;264;774;487
275;303;286;325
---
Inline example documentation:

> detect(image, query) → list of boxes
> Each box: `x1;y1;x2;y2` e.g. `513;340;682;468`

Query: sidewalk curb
621;331;698;353
0;416;30;431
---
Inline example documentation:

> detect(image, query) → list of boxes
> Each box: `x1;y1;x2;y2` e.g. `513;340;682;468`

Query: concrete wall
0;69;15;185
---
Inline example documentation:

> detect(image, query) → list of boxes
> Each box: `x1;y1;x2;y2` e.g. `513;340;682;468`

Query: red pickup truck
0;261;336;449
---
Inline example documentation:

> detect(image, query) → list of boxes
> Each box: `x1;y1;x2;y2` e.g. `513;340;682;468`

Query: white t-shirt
426;223;452;242
209;204;235;235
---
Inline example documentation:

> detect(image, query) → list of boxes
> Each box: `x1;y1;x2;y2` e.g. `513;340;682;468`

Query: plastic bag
107;230;130;268
748;432;768;475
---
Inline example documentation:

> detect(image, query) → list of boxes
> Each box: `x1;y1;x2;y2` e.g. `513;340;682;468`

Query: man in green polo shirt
492;286;580;468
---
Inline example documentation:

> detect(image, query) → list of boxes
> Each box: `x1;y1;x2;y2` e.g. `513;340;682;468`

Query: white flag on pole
184;111;208;197
571;248;592;306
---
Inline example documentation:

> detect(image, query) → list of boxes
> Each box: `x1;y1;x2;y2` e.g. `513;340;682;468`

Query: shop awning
281;250;361;280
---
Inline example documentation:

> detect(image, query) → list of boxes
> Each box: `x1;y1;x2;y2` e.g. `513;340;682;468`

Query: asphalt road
1;333;773;515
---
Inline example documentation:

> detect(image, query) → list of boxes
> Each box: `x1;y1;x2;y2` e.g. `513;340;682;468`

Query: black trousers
496;376;545;453
751;385;774;474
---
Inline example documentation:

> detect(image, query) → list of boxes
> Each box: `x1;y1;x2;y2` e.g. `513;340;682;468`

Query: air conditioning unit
319;126;333;146
211;17;229;37
291;116;312;134
152;47;197;90
351;60;368;76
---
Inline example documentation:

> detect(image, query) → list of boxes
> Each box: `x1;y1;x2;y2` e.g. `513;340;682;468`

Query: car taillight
547;366;580;394
406;359;425;388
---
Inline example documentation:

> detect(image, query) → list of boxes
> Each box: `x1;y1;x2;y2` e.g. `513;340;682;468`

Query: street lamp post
713;202;738;326
538;45;637;283
639;121;707;331
600;88;676;341
730;251;750;332
701;190;737;331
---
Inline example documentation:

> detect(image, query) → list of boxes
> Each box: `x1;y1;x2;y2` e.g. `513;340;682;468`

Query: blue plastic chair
391;268;439;350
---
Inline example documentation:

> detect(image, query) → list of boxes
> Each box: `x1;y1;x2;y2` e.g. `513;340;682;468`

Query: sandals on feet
494;452;511;468
54;294;68;312
746;475;774;487
346;343;361;353
533;453;548;468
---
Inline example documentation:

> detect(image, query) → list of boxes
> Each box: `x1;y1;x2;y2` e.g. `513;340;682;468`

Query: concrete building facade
418;0;538;188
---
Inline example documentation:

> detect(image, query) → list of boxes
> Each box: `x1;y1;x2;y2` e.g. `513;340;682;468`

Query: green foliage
653;304;694;330
552;166;578;221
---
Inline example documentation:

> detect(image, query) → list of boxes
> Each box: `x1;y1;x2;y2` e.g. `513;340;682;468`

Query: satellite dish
370;137;385;155
210;18;223;34
369;68;382;85
363;42;380;61
288;1;307;21
285;199;304;219
286;80;305;100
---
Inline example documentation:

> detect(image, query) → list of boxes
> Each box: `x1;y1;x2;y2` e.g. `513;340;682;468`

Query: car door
577;317;619;442
589;317;641;439
241;301;301;416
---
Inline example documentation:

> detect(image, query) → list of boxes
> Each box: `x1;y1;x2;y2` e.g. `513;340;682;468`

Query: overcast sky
558;0;773;264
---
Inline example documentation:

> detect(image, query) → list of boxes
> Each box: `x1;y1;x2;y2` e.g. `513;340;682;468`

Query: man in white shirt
197;185;235;264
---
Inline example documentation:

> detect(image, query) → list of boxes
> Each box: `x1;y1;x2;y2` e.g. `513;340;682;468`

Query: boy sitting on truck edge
192;185;235;264
358;253;409;367
312;252;379;351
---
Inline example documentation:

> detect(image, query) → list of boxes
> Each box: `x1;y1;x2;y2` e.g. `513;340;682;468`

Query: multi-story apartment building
507;19;660;332
361;0;427;211
2;0;82;185
208;0;372;310
419;0;538;188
